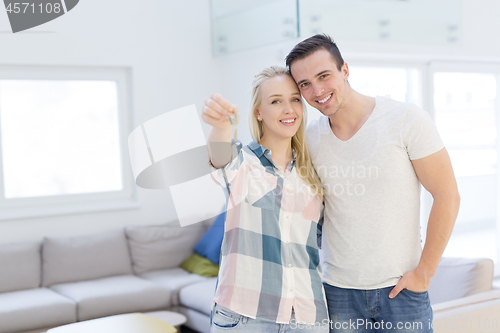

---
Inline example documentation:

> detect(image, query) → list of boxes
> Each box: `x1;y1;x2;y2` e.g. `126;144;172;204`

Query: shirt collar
248;140;268;158
248;140;297;164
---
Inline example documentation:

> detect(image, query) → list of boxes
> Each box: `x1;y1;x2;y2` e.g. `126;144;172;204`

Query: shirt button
286;240;289;243
288;264;292;267
290;289;293;292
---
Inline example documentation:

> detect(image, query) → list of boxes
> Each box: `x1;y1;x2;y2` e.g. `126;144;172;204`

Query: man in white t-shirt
285;34;460;332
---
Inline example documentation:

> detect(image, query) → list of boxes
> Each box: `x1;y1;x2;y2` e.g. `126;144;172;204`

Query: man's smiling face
290;48;349;117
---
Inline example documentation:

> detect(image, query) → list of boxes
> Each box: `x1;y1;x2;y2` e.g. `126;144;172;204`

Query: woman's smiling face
255;74;303;142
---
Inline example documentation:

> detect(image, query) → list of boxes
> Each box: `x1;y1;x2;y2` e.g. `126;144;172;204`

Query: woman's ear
254;109;261;121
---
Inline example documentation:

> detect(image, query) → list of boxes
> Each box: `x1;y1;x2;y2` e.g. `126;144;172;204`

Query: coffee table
144;311;187;331
47;313;178;333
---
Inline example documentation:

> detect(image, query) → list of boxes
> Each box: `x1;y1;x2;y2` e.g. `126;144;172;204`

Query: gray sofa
0;220;498;333
0;221;216;333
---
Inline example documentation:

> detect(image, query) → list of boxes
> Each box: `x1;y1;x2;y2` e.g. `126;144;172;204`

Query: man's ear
342;62;349;81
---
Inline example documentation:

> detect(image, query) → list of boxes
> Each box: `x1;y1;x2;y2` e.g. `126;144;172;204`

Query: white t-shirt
306;96;445;289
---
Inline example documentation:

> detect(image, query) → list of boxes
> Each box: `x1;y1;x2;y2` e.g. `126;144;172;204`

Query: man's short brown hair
285;34;344;71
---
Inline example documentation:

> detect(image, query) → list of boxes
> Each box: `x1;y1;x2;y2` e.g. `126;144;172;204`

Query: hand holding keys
202;93;239;142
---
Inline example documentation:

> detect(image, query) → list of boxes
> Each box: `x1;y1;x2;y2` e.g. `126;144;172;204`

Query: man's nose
312;83;324;97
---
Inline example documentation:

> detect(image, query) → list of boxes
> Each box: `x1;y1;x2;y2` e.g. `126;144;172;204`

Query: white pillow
42;230;133;286
0;241;41;293
125;223;206;274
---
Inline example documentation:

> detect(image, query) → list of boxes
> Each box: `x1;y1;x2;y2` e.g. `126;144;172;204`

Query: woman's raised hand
202;93;238;130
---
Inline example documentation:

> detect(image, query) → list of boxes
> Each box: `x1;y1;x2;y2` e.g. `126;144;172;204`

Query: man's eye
300;82;309;88
320;74;328;79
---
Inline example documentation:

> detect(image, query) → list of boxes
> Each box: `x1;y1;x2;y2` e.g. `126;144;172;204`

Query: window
0;66;138;220
349;65;422;107
430;63;500;270
306;63;423;123
433;72;497;177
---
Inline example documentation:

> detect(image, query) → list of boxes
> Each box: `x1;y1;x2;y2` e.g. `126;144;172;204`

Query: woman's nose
282;101;293;113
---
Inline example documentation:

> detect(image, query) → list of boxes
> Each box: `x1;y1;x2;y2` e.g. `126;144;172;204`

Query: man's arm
389;147;460;298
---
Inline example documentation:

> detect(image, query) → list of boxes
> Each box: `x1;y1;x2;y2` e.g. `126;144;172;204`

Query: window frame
0;65;139;221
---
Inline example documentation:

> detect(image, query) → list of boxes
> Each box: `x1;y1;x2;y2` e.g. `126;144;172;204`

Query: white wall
217;0;500;146
0;0;222;243
0;0;498;244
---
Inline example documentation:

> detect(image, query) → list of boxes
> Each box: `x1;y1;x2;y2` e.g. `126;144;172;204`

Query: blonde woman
202;66;329;333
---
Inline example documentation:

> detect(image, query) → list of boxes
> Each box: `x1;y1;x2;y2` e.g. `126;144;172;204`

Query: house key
229;112;239;142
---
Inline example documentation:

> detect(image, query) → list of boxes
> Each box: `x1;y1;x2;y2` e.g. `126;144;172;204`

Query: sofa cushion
181;253;219;278
0;241;41;293
140;267;206;306
42;230;133;287
0;287;76;333
49;274;171;321
179;277;218;316
428;257;494;304
125;223;206;274
194;211;225;265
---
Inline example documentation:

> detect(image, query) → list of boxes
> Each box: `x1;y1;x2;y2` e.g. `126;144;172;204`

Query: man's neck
328;89;376;141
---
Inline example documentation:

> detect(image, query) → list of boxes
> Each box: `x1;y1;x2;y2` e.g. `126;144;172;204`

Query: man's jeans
323;283;433;333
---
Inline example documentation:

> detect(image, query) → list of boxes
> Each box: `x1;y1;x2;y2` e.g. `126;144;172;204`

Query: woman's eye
271;100;280;104
292;98;300;102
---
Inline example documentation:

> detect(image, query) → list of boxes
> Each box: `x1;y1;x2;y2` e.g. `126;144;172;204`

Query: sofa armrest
429;257;495;304
433;288;500;314
432;289;500;333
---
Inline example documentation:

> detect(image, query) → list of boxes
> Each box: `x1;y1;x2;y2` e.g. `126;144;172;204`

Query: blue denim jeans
323;283;433;333
210;303;329;333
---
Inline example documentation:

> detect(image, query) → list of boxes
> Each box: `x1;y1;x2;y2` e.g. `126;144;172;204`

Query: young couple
201;34;460;333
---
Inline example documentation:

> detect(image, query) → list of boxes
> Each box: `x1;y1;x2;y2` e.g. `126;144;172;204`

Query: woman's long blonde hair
248;66;323;199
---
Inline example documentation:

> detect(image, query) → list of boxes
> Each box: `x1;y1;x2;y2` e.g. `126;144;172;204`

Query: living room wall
0;0;223;243
0;0;498;245
218;0;500;146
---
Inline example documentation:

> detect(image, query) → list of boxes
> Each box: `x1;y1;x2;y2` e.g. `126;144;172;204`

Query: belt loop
242;315;248;324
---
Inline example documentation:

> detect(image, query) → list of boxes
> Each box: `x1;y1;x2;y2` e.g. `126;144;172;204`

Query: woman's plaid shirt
211;141;328;325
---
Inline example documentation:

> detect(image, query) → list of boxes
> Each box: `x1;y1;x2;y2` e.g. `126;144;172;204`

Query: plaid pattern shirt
211;140;328;325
